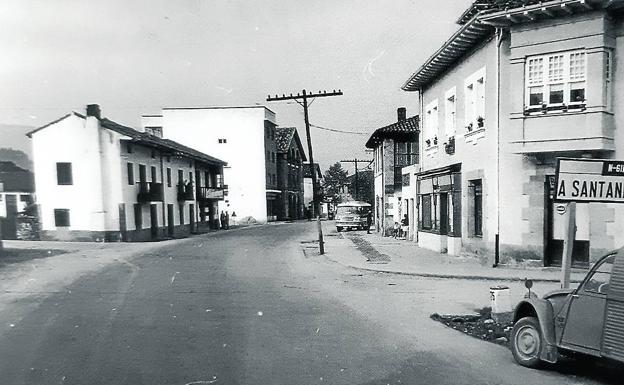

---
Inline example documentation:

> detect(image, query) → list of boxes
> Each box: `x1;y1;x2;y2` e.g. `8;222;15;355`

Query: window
54;209;70;227
151;166;157;183
584;255;615;294
271;152;276;163
217;173;223;188
179;203;184;225
445;88;456;137
525;50;586;110
127;142;133;154
425;100;439;144
166;168;172;187
134;204;142;230
421;195;432;230
470;180;483;237
218;138;227;144
127;163;134;185
151;149;156;159
189;171;193;186
139;164;146;183
178;169;184;185
56;162;73;185
465;68;486;130
19;194;31;202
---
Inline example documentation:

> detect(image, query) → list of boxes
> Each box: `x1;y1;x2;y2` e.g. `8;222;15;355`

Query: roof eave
479;0;618;25
402;13;493;92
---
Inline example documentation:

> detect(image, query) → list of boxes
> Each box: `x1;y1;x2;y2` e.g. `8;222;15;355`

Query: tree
348;170;374;205
322;162;349;204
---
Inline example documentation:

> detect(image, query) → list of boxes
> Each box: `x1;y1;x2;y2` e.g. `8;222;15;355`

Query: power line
309;123;367;135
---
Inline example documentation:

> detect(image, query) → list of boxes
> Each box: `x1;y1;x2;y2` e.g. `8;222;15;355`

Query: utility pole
340;158;371;201
267;89;343;217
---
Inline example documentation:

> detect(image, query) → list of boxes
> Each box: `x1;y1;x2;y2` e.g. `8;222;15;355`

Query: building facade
28;105;226;242
275;127;306;220
0;161;35;239
365;108;419;236
155;106;279;224
303;162;322;210
403;0;624;267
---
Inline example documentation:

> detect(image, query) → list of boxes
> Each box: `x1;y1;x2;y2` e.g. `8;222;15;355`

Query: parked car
335;201;371;232
510;248;624;368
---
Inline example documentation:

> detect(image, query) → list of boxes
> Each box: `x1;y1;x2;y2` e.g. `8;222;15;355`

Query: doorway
1;194;18;239
545;175;589;267
150;204;158;240
167;204;174;238
439;193;449;235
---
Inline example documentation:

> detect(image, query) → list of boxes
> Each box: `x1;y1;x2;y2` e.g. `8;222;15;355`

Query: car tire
511;316;543;369
336;227;343;232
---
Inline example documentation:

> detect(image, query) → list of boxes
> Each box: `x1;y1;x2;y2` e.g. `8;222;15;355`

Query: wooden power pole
267;89;343;217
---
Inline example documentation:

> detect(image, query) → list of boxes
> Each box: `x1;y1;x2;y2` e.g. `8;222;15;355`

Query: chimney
397;107;406;122
141;115;164;137
86;104;101;119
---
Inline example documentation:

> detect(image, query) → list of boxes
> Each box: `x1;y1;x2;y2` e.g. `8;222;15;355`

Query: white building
28;104;226;242
151;106;280;223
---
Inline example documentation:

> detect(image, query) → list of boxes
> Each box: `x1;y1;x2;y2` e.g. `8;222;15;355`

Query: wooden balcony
177;183;194;201
137;182;164;203
197;186;225;201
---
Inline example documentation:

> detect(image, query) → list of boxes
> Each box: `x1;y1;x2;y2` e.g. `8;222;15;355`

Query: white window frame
464;67;486;131
524;50;586;111
425;99;439;145
444;87;456;138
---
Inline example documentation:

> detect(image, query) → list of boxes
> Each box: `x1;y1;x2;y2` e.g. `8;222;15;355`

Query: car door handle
571;294;579;298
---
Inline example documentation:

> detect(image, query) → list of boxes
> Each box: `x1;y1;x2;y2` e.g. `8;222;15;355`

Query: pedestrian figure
366;211;372;234
225;211;230;230
393;221;400;238
220;211;226;230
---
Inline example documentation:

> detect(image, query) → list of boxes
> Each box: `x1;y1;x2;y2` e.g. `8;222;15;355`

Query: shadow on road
0;248;67;268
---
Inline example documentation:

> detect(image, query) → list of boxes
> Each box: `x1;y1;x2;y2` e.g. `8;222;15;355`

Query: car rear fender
514;299;558;363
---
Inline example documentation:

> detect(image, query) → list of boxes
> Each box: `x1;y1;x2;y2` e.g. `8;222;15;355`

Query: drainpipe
494;27;504;267
418;87;425;245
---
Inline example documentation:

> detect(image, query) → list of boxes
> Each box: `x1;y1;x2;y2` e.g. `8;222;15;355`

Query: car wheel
336;227;342;232
511;316;543;368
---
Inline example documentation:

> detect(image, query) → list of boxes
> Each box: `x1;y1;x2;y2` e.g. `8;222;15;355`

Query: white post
560;202;577;289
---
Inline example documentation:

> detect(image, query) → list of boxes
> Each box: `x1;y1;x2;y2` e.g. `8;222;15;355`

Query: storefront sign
555;158;624;203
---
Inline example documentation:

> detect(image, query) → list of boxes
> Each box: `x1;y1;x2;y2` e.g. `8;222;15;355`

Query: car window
583;255;615;295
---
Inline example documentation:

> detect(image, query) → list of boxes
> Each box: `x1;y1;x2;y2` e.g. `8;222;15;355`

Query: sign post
559;202;576;289
554;158;624;288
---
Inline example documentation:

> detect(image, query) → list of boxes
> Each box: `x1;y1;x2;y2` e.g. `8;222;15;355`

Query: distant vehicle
334;201;371;232
510;248;624;368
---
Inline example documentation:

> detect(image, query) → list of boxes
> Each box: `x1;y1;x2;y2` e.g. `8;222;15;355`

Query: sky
0;0;472;172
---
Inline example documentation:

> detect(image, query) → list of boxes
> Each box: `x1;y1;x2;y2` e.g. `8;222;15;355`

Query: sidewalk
320;222;587;283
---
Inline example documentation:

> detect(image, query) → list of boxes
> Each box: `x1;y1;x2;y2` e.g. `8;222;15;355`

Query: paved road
0;222;620;384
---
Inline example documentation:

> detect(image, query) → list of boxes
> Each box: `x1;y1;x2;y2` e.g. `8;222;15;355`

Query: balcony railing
177;183;194;201
197;186;225;201
137;182;164;203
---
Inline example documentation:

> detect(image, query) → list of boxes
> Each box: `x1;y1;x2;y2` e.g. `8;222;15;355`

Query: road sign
555;158;624;203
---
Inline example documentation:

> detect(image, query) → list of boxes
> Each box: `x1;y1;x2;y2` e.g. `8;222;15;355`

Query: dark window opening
54;209;70;227
167;168;172;187
151;166;157;183
127;163;134;185
56;162;73;185
471;180;483;237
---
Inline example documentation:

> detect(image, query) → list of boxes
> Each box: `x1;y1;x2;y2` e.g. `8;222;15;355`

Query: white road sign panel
555;158;624;203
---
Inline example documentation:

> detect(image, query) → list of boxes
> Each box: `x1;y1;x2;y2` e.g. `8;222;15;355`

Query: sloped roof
0;161;34;192
303;163;322;179
27;112;226;167
365;115;419;149
275;127;308;161
403;0;620;91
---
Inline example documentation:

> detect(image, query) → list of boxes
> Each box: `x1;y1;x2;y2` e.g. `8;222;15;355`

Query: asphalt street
0;222;619;384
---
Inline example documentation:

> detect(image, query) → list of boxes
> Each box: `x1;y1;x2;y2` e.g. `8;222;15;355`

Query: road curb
323;254;583;283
